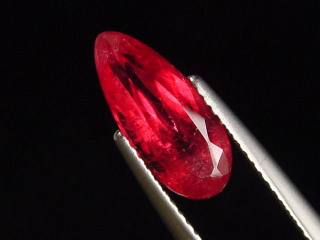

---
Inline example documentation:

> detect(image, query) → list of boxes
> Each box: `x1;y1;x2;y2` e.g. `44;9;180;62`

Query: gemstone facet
95;32;232;199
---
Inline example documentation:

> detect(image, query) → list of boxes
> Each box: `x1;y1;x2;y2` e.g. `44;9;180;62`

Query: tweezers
113;75;320;240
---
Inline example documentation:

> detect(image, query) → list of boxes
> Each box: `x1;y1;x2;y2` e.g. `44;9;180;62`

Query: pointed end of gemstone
94;32;119;73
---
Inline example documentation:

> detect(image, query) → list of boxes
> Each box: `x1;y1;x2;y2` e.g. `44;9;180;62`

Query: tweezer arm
114;75;320;240
190;75;320;240
114;131;201;240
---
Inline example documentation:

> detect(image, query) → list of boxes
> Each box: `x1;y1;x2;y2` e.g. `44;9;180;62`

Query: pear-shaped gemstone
95;32;232;199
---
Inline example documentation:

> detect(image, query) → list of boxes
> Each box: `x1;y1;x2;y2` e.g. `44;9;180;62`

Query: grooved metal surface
190;75;320;240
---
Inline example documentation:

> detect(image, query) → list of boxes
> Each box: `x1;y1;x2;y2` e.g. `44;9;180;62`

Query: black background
2;1;320;239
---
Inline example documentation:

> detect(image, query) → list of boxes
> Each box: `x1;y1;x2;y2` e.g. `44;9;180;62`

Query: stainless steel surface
189;75;320;240
114;131;201;240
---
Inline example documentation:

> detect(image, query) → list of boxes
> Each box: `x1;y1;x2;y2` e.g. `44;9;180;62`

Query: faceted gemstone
95;32;232;199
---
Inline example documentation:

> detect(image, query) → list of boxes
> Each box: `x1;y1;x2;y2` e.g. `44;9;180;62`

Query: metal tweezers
113;75;320;240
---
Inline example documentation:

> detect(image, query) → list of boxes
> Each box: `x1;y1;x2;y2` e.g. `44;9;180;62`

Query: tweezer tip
113;130;121;141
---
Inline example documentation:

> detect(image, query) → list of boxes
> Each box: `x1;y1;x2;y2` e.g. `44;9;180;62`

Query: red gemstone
95;32;232;199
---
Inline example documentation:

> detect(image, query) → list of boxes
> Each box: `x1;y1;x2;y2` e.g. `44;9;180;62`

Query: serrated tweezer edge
114;75;320;240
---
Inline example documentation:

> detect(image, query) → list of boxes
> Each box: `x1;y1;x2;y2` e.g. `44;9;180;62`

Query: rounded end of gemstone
95;31;232;199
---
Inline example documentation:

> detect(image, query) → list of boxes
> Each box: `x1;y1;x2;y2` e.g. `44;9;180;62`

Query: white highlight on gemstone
184;108;223;177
